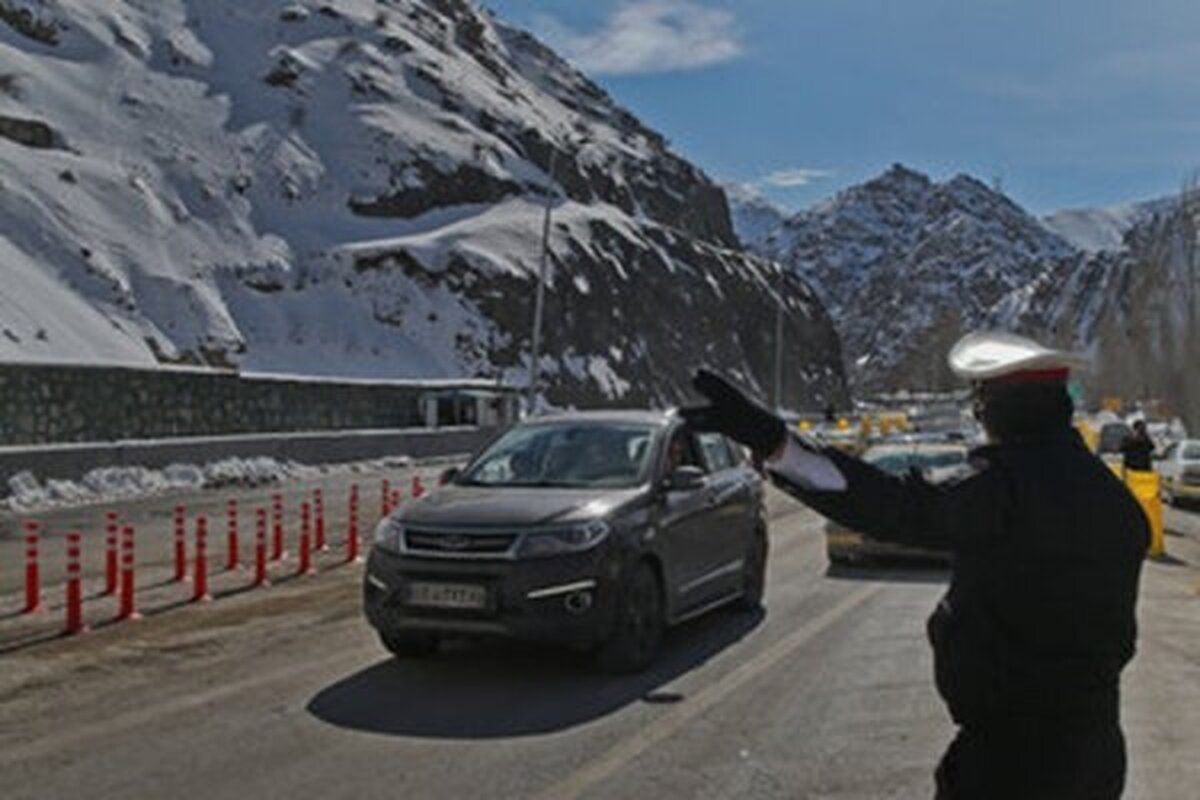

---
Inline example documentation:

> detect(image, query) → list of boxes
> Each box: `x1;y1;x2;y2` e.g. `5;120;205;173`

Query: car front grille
403;528;519;558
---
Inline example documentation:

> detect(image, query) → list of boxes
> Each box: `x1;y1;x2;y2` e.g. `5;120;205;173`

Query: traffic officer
683;331;1148;799
1121;419;1155;471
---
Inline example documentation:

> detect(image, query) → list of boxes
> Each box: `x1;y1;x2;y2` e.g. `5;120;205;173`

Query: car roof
522;409;675;427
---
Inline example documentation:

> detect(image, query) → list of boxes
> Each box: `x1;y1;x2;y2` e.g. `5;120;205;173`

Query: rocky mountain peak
732;164;1078;391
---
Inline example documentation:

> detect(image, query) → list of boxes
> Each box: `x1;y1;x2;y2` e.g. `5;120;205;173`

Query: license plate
406;582;488;610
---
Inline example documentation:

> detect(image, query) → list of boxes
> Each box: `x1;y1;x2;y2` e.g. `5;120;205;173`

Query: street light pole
766;232;785;413
773;262;785;413
527;148;558;413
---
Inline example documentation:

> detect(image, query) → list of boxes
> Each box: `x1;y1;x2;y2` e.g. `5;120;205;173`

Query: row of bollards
11;476;404;638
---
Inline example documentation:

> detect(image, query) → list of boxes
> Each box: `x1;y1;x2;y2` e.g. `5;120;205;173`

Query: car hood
399;484;647;528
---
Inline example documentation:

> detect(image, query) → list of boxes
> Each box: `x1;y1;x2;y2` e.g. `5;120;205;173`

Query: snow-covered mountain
1042;196;1176;253
0;0;847;409
995;197;1199;429
724;182;788;254
1091;198;1199;429
732;164;1077;391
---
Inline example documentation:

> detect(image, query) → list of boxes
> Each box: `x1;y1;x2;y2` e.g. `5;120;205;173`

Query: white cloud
760;168;834;188
535;1;742;76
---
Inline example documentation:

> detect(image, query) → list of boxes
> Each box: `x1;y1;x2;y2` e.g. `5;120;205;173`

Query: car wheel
379;630;439;659
734;529;768;612
827;549;851;566
596;561;664;674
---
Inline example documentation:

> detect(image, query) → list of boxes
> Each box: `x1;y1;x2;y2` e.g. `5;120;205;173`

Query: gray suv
363;410;768;672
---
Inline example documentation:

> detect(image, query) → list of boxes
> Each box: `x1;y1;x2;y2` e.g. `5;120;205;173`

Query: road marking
532;583;882;800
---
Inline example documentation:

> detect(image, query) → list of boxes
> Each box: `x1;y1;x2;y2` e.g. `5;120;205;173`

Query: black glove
680;368;787;459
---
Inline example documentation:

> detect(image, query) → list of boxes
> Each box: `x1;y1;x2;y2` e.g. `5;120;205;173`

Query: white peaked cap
947;331;1089;382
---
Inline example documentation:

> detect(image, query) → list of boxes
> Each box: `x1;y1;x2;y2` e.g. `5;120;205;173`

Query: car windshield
867;450;966;475
459;421;657;488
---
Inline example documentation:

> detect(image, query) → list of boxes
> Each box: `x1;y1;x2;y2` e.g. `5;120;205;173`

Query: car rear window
867;450;966;475
1098;423;1132;454
1182;443;1200;460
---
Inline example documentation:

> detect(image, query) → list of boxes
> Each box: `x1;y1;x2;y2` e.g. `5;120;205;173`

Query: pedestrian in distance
1120;419;1155;472
683;330;1148;800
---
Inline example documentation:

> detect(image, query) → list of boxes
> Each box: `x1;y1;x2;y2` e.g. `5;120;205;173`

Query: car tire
734;529;768;612
379;630;439;659
595;561;664;674
827;549;853;567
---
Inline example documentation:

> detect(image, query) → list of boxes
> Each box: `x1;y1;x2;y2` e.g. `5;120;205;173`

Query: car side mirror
439;466;461;486
666;465;705;492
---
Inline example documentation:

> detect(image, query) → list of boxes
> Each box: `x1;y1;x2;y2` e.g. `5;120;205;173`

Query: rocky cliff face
995;196;1199;429
0;0;846;410
733;165;1077;392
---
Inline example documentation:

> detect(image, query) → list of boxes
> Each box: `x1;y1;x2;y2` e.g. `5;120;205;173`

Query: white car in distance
1156;439;1200;507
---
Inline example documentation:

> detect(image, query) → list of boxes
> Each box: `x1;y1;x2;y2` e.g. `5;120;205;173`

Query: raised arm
681;368;1003;553
768;434;1002;552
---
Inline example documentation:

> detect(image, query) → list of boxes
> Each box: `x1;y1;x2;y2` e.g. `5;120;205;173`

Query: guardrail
0;426;496;490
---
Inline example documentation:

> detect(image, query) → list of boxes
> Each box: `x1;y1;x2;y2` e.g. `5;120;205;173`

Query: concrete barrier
0;426;497;490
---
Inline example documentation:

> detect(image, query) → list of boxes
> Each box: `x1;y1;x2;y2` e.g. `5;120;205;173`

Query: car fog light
564;590;593;614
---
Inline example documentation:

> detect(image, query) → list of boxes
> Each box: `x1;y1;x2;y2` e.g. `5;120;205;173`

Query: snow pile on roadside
5;454;414;513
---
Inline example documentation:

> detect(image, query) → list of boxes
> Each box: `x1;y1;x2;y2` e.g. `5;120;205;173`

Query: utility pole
526;147;558;413
766;232;785;413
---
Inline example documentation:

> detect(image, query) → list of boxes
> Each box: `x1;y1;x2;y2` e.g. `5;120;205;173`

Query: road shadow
1147;552;1189;567
306;607;764;739
824;561;951;585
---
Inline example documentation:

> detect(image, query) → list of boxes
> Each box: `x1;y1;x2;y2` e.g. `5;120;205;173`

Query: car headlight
373;516;404;552
516;520;610;559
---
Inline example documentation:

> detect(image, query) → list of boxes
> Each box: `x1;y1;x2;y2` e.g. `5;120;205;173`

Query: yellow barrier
1107;465;1165;557
1125;470;1165;557
1074;419;1099;453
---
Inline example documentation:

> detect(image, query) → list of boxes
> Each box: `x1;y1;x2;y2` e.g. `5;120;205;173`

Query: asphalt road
1;488;1197;800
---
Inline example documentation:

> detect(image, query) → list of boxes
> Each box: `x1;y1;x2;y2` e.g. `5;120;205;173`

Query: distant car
825;443;970;565
1097;422;1133;459
363;411;767;673
1157;439;1200;507
818;426;864;455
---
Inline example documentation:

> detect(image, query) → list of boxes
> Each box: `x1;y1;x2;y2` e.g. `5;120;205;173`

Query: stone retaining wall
0;362;510;446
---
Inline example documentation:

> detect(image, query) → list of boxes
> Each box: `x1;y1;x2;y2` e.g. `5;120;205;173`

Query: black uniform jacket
773;429;1148;730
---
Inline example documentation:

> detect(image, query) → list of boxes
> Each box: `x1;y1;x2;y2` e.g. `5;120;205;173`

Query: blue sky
484;0;1200;214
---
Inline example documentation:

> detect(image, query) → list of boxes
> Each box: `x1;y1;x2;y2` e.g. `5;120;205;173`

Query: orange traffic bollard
226;498;240;570
253;508;270;588
173;505;188;583
22;520;43;614
193;516;212;603
104;511;119;596
346;483;360;563
271;493;285;561
63;531;88;635
116;524;140;621
314;488;327;551
298;501;315;576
